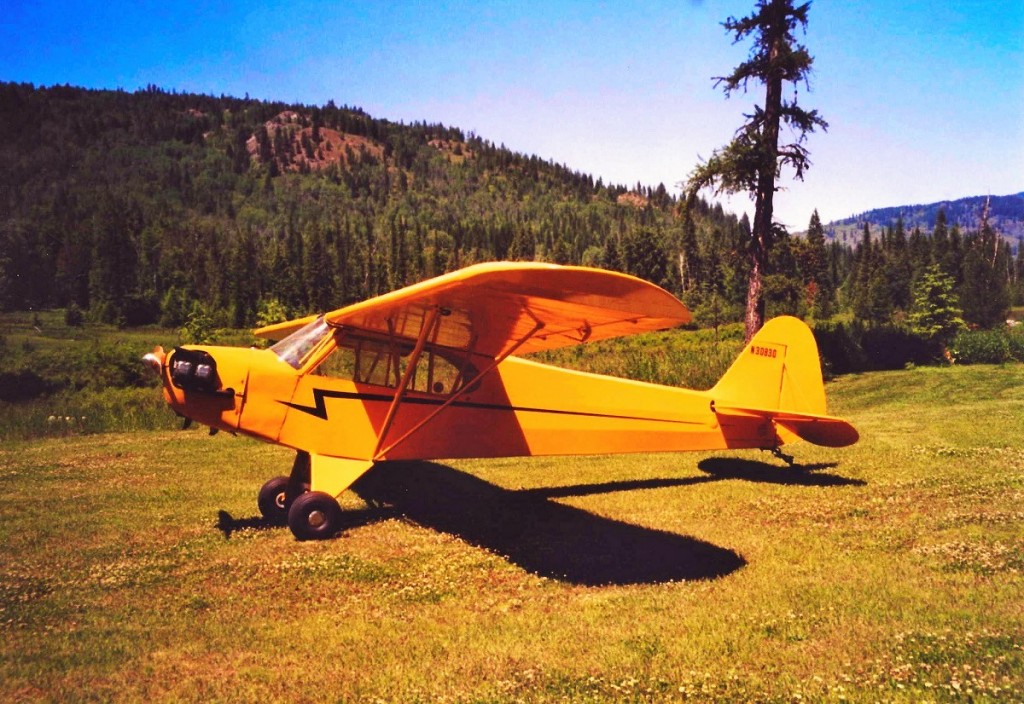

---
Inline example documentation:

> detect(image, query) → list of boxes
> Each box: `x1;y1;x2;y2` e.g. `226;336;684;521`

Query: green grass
1;364;1022;701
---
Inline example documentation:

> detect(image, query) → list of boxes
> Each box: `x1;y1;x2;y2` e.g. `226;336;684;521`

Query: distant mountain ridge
824;192;1024;246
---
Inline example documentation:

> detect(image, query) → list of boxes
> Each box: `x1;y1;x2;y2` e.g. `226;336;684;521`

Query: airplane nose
158;346;252;433
167;347;236;397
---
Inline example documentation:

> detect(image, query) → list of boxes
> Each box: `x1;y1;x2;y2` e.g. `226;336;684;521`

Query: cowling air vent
170;348;222;394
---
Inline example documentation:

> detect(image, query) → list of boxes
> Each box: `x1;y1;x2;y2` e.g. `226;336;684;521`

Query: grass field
1;364;1023;702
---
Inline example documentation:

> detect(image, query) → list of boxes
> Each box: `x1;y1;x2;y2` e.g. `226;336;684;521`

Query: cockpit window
313;329;475;396
270;316;331;369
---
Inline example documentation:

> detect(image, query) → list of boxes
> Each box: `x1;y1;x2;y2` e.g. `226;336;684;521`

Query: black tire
287;491;343;541
257;476;291;524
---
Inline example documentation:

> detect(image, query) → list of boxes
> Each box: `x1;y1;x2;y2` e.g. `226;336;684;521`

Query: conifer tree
959;202;1010;328
931;209;954;276
908;264;965;347
804;209;832;317
885;215;912;313
686;0;827;341
1015;238;1024;305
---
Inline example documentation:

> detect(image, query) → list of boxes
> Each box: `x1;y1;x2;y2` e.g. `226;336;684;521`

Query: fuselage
159;342;778;462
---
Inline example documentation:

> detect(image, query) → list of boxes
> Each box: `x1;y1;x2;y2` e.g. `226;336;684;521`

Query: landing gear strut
257;451;345;539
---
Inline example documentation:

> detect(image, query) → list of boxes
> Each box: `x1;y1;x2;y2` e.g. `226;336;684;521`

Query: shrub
0;387;176;440
0;370;54;402
860;326;937;369
949;329;1018;364
1008;327;1024;360
181;302;216;344
813;322;867;376
122;293;160;326
813;322;939;375
255;297;290;328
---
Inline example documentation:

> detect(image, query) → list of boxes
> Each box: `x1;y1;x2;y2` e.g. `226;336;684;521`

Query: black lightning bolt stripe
280;388;701;426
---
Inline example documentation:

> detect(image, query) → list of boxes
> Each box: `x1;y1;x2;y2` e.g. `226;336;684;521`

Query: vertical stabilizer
711;316;827;415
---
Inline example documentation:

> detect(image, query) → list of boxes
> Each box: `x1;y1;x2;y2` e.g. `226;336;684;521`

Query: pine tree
849;223;874;321
885;215;911;313
804;209;832;317
87;197;138;323
931;209;954;276
508;227;536;262
959;201;1010;328
1014;238;1024;305
907;225;931;282
908;264;965;346
685;0;827;341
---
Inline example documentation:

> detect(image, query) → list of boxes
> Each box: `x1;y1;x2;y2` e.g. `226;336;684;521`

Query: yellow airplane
144;262;858;540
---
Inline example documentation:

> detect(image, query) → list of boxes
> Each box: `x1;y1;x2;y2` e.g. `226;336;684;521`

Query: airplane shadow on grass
350;461;746;587
218;457;862;587
696;457;866;487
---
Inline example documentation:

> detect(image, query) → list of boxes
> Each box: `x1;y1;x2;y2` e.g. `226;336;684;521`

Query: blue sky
3;0;1022;229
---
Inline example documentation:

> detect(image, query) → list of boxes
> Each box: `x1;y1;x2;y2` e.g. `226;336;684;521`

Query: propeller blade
142;345;166;375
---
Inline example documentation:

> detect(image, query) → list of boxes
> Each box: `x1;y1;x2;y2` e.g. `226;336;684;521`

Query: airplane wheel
257;476;291;524
287;491;343;541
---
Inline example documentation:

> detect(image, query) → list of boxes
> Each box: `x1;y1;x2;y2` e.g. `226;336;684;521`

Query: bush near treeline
814;322;1024;375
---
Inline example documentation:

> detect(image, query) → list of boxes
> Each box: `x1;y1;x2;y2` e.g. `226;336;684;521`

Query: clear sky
3;0;1022;229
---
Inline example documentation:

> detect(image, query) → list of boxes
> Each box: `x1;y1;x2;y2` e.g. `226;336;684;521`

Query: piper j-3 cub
144;262;858;540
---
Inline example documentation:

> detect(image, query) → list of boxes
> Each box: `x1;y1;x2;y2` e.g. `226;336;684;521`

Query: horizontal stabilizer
714;405;859;448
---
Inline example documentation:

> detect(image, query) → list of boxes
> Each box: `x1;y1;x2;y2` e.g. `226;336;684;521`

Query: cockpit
270;315;476;396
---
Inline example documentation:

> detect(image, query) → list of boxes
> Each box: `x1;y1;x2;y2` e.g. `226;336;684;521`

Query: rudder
711;316;827;416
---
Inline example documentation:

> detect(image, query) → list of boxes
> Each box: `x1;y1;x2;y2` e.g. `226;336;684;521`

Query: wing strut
372;307;545;460
372;307;441;458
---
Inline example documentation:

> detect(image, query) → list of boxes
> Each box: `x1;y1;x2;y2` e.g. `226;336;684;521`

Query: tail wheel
257;476;291;524
287;491;343;541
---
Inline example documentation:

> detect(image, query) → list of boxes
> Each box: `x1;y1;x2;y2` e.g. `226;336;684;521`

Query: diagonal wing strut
372;306;545;461
371;306;441;459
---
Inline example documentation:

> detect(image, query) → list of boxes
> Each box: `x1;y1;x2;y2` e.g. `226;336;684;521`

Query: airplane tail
710;316;858;448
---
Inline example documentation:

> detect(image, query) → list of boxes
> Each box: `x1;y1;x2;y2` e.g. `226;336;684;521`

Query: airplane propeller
142;346;192;430
142;345;165;374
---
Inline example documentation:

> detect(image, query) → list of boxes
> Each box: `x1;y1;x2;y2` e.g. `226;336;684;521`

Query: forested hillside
1;83;1021;333
826;192;1024;245
0;83;749;327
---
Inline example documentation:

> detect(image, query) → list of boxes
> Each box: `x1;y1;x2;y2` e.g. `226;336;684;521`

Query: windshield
270;316;331;369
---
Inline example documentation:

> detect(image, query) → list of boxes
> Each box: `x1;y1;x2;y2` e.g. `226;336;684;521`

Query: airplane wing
254;262;691;357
